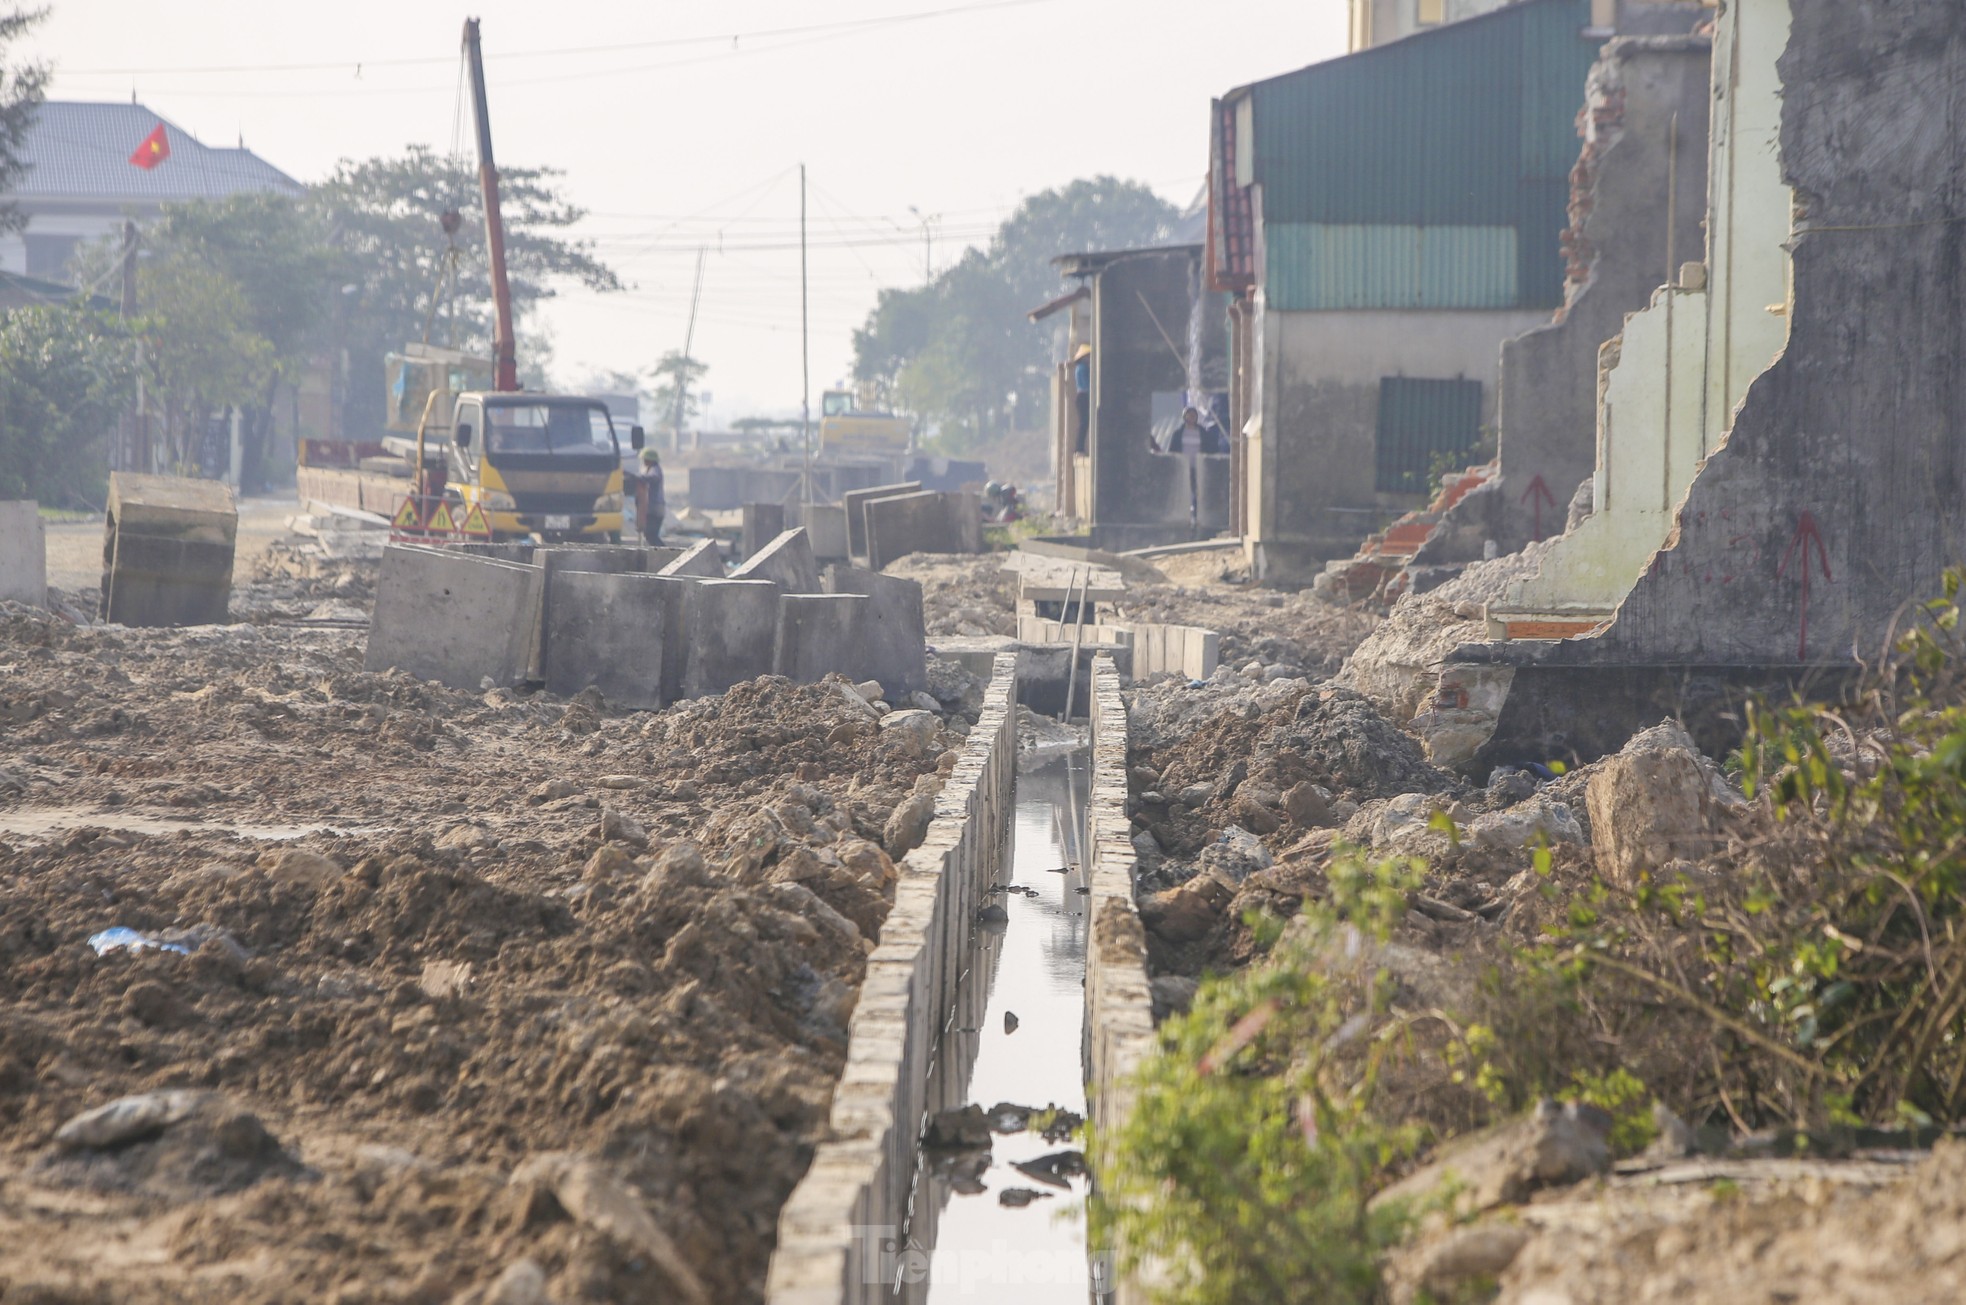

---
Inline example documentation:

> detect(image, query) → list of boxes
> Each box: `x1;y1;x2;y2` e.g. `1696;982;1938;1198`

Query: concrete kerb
0;501;46;606
766;652;1018;1304
1083;654;1159;1305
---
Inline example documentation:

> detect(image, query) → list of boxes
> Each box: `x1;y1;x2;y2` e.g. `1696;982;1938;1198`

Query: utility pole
119;220;145;473
801;163;812;509
908;204;934;283
672;246;706;453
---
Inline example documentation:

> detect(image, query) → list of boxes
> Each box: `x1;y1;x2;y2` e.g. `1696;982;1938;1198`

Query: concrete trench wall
766;652;1019;1304
1014;614;1221;682
1082;654;1158;1305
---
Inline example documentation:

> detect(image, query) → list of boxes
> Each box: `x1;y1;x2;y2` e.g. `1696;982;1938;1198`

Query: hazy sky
25;0;1346;421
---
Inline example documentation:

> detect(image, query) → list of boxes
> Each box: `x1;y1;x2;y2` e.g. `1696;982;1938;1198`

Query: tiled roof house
0;101;302;282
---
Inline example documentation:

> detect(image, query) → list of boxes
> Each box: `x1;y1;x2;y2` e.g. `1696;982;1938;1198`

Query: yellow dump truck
435;391;639;541
817;388;913;458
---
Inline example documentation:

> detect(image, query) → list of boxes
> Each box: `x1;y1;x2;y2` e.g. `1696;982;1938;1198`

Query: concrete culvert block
655;537;724;578
732;527;821;594
365;545;541;689
772;592;869;684
99;473;237;626
541;571;671;710
678;579;780;697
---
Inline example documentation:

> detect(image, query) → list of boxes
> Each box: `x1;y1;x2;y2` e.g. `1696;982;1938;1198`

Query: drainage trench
901;735;1094;1301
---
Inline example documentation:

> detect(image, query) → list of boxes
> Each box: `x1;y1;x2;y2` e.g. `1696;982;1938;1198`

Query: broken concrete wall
1562;0;1966;665
0;501;45;606
1429;34;1713;561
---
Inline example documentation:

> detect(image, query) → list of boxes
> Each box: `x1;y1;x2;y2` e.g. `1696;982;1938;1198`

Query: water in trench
899;744;1097;1301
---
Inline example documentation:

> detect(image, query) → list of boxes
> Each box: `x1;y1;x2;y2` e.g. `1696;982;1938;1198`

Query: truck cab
447;393;640;541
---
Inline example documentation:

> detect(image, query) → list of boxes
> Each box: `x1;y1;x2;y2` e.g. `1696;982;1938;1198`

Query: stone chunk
1586;719;1737;885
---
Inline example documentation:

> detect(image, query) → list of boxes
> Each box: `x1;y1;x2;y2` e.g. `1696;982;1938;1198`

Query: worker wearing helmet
627;446;666;546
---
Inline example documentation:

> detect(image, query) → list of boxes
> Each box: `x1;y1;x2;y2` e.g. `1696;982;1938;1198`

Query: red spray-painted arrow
1776;511;1831;660
1521;473;1558;542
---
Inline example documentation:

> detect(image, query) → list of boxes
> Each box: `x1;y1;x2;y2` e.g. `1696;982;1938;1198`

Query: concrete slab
0;501;46;606
742;502;786;560
773;593;870;683
864;490;974;571
530;545;649;680
644;546;684;573
844;481;921;560
679;578;781;697
795;503;850;561
732;527;821;594
541;571;668;709
100;473;237;627
364;544;542;689
656;537;724;578
823;564;928;697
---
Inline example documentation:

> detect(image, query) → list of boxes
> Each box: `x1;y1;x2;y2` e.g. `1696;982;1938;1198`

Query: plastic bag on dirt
88;926;191;957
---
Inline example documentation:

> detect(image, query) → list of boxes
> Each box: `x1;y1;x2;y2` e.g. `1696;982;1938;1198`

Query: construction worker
627;446;666;546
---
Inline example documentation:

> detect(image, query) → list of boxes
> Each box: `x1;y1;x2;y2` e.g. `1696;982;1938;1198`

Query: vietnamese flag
129;123;169;170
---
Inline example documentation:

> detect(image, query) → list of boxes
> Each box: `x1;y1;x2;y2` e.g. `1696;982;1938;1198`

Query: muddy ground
0;563;963;1303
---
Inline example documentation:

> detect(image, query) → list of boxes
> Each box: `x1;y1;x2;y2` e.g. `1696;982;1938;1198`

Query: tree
649;350;708;434
852;176;1177;450
311;145;621;434
0;7;48;235
136;257;276;474
0;306;139;506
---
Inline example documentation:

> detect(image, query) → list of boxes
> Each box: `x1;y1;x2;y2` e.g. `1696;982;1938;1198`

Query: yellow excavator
816;387;913;459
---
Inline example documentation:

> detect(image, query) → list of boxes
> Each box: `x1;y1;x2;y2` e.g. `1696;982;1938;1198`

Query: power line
58;0;1052;77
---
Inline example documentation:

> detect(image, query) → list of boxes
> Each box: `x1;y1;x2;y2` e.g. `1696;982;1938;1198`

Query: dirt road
0;562;968;1302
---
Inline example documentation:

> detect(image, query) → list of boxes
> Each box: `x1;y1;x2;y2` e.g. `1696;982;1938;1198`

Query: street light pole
908;204;934;284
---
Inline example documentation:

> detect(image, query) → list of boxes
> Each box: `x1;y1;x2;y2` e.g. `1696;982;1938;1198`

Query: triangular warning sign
460;502;491;537
391;497;420;530
428;502;456;533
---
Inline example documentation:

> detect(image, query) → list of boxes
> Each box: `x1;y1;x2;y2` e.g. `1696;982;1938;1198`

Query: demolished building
1412;0;1966;767
1208;0;1617;581
1033;243;1231;551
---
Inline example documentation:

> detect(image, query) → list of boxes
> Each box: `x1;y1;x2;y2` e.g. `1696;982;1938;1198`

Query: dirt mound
883;552;1018;637
0;608;954;1302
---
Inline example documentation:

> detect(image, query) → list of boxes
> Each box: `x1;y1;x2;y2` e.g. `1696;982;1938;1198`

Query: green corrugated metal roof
1267;224;1519;309
1245;0;1598;311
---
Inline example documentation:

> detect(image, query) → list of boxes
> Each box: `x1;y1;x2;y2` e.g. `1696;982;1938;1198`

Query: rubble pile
883;552;1019;637
0;604;965;1302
